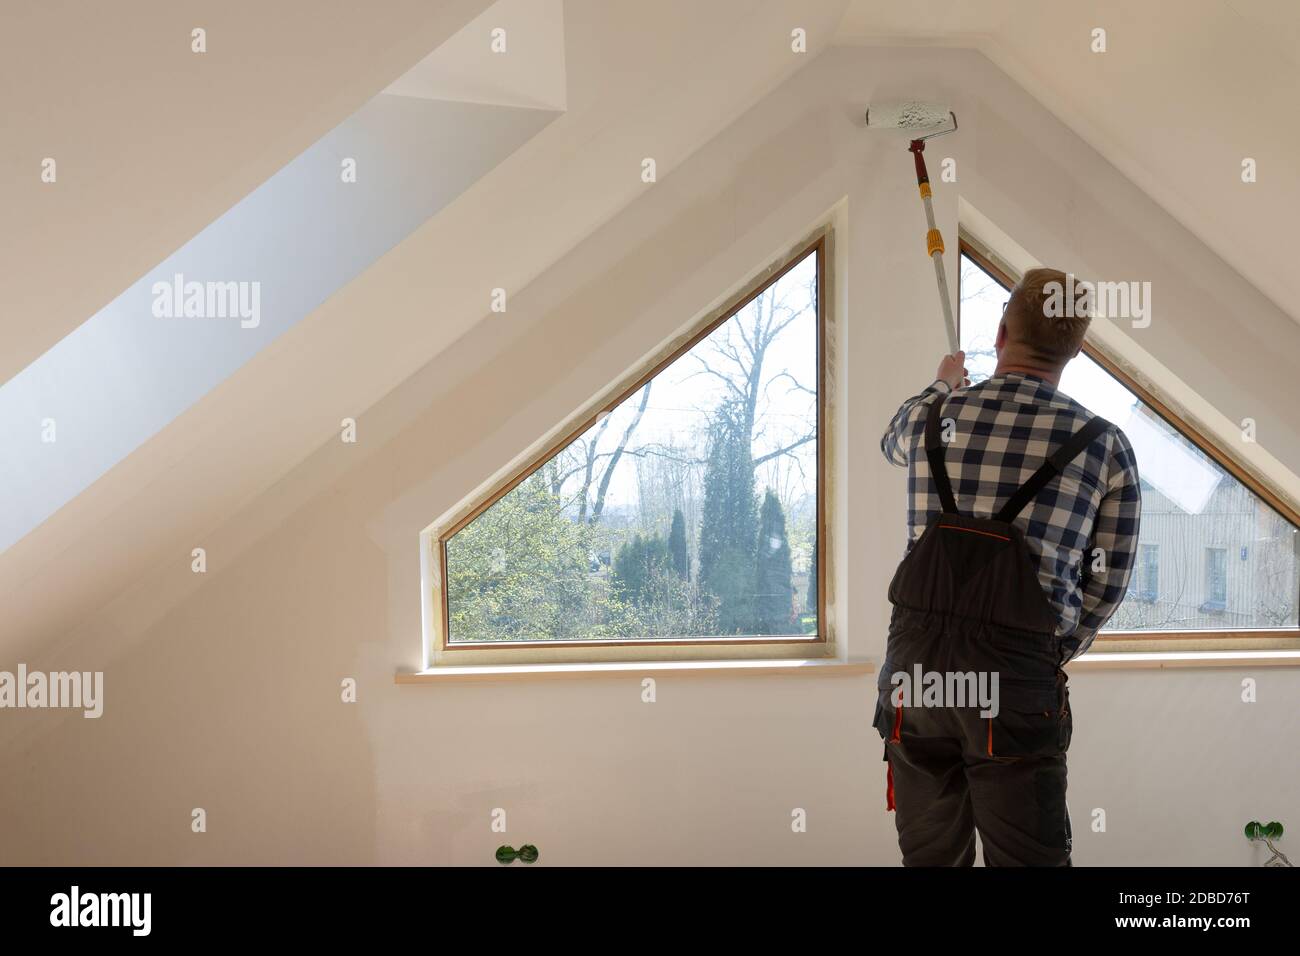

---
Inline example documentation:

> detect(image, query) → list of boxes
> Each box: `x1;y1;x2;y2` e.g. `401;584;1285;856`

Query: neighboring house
1108;471;1300;632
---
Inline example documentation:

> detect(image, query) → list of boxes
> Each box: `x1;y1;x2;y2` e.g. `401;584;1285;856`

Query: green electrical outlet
1244;819;1291;867
495;844;540;865
1244;820;1284;840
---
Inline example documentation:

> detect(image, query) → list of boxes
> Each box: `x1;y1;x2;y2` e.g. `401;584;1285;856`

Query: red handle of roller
908;139;929;186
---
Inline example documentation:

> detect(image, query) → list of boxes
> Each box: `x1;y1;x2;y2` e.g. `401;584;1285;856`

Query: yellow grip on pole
926;228;945;257
918;182;932;200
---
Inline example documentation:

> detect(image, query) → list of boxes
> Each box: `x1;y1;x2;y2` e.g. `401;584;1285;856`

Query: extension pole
908;138;959;354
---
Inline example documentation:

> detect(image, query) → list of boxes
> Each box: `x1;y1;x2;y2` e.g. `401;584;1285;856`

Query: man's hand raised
936;351;970;391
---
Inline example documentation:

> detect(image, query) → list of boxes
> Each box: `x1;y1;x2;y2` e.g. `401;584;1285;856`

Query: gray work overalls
873;394;1110;866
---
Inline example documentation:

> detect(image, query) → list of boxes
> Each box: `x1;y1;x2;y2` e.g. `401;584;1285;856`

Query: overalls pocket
872;689;903;743
986;674;1069;758
1057;673;1073;752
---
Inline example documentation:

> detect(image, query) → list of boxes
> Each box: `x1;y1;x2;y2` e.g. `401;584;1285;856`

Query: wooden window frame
957;235;1300;653
421;227;836;668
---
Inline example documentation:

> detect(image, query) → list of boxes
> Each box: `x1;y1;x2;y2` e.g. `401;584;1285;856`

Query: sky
546;251;819;520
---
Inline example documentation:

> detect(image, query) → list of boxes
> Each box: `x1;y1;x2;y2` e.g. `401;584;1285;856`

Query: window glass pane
444;249;820;643
959;251;1300;632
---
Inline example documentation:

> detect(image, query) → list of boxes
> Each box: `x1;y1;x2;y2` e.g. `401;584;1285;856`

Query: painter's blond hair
1004;267;1090;366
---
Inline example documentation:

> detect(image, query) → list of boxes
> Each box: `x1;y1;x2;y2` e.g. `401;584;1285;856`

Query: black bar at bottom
0;865;1292;942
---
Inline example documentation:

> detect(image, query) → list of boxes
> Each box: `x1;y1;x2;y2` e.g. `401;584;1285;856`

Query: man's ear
995;320;1007;351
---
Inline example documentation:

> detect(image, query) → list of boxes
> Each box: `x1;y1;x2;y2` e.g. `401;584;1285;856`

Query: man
875;267;1141;866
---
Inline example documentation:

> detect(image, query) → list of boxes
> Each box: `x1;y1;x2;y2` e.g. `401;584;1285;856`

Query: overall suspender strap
924;394;959;515
994;416;1113;522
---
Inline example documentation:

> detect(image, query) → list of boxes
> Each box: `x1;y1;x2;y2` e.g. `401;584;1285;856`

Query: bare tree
588;382;652;523
687;278;817;480
542;381;653;524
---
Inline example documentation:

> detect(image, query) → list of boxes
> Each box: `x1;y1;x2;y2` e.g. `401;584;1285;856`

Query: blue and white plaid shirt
881;372;1142;659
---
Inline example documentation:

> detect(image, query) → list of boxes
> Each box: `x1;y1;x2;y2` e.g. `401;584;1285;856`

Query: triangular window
960;242;1299;636
438;239;825;647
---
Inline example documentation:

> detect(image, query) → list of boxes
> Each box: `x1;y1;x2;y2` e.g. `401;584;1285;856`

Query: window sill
395;658;874;684
1070;649;1300;671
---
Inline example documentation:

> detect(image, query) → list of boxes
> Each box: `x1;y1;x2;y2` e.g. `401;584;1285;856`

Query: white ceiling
836;0;1300;326
0;0;492;385
386;0;568;110
0;92;557;553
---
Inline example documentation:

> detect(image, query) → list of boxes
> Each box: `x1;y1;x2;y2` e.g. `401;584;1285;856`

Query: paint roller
865;102;960;353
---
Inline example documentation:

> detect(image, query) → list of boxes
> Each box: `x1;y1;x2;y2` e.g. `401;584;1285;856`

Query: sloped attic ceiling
0;52;562;553
0;0;492;385
836;0;1300;327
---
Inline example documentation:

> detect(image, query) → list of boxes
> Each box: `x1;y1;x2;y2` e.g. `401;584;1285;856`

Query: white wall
2;46;1297;866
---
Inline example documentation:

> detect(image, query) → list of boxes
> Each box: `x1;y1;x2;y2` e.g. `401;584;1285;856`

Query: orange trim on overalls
886;703;903;811
939;524;1011;542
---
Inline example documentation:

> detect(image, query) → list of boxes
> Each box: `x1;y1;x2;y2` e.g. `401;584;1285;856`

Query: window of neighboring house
1205;547;1229;611
432;236;826;657
959;239;1300;641
1129;543;1160;602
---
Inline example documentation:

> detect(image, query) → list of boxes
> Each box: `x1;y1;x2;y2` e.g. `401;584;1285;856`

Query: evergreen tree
698;402;758;634
753;489;794;634
611;533;670;606
668;509;690;580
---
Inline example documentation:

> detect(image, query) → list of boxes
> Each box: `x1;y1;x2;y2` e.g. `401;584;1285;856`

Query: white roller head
865;101;954;134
